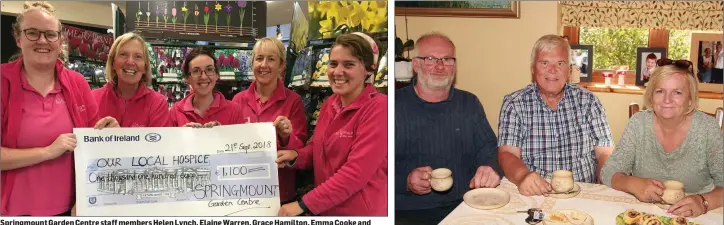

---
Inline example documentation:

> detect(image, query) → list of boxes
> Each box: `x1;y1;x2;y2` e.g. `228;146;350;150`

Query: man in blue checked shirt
497;35;614;196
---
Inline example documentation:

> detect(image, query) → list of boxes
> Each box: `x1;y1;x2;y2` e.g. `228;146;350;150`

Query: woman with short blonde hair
602;59;723;218
232;37;308;204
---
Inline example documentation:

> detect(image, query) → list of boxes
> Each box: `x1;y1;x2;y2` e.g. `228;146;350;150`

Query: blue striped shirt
395;84;501;211
498;83;613;183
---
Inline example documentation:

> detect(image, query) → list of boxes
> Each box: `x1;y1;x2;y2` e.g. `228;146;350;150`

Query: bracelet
696;194;709;212
298;199;311;215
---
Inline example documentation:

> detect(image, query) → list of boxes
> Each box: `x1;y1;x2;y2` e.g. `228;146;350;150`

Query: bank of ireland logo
145;133;161;142
89;196;97;204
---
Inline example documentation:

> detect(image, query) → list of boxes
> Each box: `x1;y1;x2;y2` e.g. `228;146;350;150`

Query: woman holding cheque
276;32;388;216
92;32;170;127
169;47;246;127
232;37;309;204
0;2;118;216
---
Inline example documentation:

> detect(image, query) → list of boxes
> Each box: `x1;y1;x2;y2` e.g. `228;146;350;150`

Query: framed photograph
570;45;593;83
690;33;723;86
395;1;520;18
635;47;667;86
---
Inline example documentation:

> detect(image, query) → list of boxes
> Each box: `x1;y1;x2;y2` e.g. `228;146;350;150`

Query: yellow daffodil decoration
309;1;387;39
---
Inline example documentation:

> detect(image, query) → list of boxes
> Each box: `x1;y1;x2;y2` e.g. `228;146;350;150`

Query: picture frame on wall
569;44;593;83
395;1;520;18
635;47;667;86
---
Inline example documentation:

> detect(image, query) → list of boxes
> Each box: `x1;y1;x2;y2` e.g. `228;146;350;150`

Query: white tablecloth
439;179;723;225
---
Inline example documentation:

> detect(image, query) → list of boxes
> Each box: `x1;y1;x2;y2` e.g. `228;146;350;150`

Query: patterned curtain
561;1;723;31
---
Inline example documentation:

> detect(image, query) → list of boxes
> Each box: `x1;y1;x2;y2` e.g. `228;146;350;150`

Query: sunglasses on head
656;58;692;69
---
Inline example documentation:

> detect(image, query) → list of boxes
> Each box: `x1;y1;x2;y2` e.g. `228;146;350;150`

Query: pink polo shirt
294;84;387;216
232;79;308;202
169;91;246;126
92;83;170;127
7;75;74;216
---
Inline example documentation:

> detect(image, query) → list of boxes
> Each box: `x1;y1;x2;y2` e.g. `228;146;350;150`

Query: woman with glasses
92;32;170;127
601;59;723;218
276;33;388;216
0;2;118;216
169;47;245;127
231;37;308;204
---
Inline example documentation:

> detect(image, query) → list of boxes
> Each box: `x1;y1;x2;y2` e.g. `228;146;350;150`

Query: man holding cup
395;32;502;224
497;35;614;196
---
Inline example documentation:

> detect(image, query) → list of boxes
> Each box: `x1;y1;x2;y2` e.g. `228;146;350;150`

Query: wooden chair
629;103;640;118
704;107;724;129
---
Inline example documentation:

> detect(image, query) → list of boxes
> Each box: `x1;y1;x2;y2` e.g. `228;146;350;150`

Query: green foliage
580;27;649;70
668;30;692;61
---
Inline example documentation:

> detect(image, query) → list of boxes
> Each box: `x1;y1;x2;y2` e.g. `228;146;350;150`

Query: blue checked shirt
498;84;613;183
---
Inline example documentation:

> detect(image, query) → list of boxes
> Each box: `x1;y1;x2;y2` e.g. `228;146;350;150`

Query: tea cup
430;168;453;192
551;170;574;193
662;180;685;204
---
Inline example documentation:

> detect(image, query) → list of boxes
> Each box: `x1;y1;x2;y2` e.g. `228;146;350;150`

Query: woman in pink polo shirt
169;47;245;127
92;32;170;127
276;33;388;216
232;37;308;204
0;2;118;216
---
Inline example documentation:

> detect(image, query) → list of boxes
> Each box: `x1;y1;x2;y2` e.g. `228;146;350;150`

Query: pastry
623;209;643;225
640;214;658;223
544;212;569;225
641;215;663;225
672;216;688;225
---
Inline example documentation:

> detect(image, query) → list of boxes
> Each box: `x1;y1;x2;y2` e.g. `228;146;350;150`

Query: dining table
438;178;723;225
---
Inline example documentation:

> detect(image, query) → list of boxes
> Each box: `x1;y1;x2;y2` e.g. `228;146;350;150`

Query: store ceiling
96;1;307;28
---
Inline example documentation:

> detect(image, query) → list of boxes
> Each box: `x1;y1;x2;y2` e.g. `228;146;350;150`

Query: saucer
543;209;594;225
463;188;510;210
547;183;581;199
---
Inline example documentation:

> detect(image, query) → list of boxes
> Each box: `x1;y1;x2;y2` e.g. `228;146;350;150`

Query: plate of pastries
616;209;700;225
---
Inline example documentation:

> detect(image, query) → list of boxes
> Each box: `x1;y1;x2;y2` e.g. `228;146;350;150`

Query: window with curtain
579;27;649;70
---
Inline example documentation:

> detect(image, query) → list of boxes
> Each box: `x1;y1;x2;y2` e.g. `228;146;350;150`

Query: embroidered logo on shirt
77;104;86;112
131;123;144;127
55;98;65;105
336;130;354;138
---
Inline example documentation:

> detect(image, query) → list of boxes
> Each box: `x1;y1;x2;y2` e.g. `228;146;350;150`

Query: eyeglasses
23;28;61;42
415;56;456;66
190;67;218;78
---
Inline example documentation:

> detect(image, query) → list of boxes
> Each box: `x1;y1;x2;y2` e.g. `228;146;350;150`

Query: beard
417;69;453;90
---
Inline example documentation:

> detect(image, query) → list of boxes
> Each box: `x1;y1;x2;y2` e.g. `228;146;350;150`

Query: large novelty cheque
73;123;280;216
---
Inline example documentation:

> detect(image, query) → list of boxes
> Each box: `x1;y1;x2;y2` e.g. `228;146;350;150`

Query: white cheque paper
73;123;280;216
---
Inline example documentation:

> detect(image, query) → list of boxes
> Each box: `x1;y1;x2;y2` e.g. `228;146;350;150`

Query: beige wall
395;1;723;144
1;1;126;28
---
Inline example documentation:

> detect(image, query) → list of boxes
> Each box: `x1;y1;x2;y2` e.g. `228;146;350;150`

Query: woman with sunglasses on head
92;32;170;127
0;2;118;216
601;59;723;218
232;37;308;204
169;47;245;127
276;33;388;216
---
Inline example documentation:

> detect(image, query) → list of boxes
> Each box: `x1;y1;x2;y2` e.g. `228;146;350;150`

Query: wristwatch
697;194;709;212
